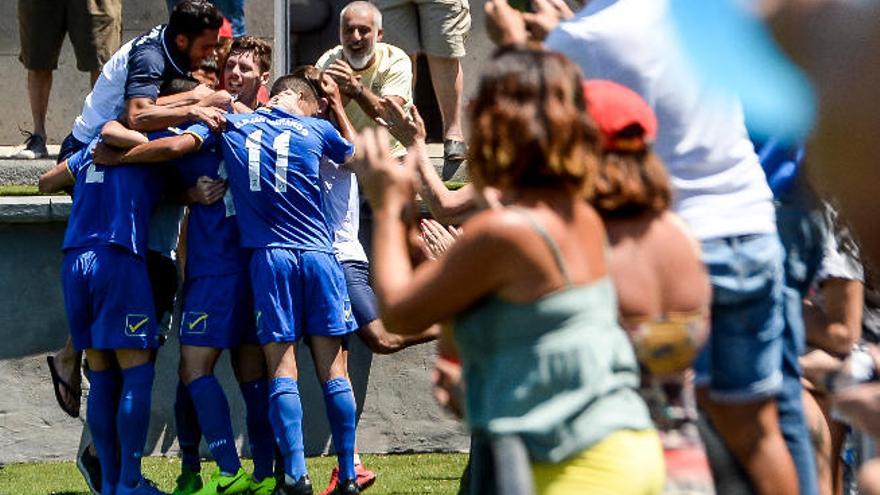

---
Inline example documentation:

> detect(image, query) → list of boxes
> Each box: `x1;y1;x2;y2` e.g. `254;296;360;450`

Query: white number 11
246;129;292;193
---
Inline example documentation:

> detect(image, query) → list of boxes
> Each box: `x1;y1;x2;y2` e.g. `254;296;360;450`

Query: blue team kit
187;107;357;344
61;139;164;351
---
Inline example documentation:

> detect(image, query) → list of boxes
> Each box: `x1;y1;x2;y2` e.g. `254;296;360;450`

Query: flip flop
47;355;82;418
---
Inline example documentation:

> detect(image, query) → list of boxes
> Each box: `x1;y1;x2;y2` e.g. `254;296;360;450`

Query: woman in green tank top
350;47;664;494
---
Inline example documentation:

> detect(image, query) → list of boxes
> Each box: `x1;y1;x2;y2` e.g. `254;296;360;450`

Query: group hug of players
38;3;382;495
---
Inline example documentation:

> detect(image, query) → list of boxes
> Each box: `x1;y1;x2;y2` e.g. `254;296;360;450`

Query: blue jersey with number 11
193;107;353;251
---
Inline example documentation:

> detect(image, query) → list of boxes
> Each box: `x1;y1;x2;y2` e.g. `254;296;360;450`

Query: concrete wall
0;200;468;463
0;0;494;145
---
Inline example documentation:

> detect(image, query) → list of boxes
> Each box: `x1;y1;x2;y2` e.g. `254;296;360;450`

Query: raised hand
324;59;363;98
188;105;227;131
377;100;426;148
523;0;574;41
420;218;462;260
350;127;418;211
485;0;528;46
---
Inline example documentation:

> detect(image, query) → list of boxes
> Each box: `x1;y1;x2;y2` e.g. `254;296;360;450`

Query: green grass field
0;454;468;495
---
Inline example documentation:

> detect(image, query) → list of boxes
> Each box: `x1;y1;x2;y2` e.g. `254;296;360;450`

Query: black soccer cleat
273;474;314;495
331;479;359;495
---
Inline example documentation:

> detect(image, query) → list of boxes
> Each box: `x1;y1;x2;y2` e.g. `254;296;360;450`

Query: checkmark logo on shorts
125;314;150;336
183;312;209;334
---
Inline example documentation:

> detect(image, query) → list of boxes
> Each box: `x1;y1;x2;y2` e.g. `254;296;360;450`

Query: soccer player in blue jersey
95;74;362;495
38;124;170;495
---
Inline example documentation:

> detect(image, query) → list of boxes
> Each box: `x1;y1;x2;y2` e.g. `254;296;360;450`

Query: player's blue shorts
250;248;356;345
179;270;257;348
341;259;379;328
62;246;159;352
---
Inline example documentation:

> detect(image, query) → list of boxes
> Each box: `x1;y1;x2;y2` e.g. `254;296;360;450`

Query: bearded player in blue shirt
38;120;175;495
97;73;361;495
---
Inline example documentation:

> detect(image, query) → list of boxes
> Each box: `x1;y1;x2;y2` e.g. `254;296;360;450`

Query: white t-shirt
71;26;163;144
320;157;368;263
545;0;775;240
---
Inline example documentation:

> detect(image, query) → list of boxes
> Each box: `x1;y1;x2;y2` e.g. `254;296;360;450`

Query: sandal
47;355;82;418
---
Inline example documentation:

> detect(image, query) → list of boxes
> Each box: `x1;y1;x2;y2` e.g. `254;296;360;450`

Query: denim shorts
693;233;786;403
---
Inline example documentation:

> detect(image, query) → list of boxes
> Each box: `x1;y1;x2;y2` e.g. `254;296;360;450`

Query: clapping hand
325;59;364;98
376;99;426;148
420;218;462;260
350;127;418;211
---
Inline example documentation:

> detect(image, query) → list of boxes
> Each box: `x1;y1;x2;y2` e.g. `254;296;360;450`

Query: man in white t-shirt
486;0;817;493
316;1;413;159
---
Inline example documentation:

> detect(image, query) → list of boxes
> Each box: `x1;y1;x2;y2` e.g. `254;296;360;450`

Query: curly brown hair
591;137;673;218
467;47;599;196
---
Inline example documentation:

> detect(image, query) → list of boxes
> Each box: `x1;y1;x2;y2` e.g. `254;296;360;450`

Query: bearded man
316;1;413;159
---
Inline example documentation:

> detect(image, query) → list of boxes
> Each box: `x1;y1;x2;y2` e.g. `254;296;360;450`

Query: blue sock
187;375;241;475
117;363;155;489
322;378;357;481
87;368;121;494
239;379;275;481
174;380;202;472
268;377;307;480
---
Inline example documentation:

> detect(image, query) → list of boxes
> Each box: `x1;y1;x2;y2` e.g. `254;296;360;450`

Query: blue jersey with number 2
62;137;164;257
190;107;354;251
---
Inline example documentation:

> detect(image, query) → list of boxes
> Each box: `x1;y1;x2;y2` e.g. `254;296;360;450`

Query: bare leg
698;388;799;495
231;343;267;383
425;55;465;142
802;389;833;495
178;345;223;384
263;342;299;380
310;336;347;383
27;69;52;138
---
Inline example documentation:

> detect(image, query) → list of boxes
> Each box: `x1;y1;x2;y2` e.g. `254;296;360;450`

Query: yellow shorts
532;430;666;495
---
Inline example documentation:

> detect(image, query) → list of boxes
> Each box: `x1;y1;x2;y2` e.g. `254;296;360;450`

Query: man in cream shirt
317;1;413;158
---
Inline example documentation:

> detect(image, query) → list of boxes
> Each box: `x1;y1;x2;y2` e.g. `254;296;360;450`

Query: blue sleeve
65;146;91;178
320;120;354;164
125;44;166;101
180;122;216;148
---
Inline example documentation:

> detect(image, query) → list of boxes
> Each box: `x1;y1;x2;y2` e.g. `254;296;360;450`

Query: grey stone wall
0;202;468;463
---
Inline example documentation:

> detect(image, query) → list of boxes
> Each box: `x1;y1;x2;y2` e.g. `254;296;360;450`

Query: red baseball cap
583;80;658;153
219;17;233;40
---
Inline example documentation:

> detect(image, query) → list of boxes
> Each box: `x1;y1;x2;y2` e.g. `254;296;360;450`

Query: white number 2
246;129;292;193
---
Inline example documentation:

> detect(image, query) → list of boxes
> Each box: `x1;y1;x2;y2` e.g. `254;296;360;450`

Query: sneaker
13;131;48;159
193;467;250;494
249;475;277;495
172;468;203;495
117;477;169;495
320;466;375;495
329;479;358;495
443;139;467;162
272;475;313;495
77;443;102;495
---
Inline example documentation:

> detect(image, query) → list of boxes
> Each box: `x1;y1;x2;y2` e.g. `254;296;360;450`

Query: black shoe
13;130;48;159
331;479;359;495
443;139;467;162
77;443;102;495
273;475;313;495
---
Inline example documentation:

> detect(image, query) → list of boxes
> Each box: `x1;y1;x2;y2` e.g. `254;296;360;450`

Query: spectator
486;0;817;493
15;0;122;159
167;0;247;37
317;1;413;159
373;0;470;161
354;46;665;494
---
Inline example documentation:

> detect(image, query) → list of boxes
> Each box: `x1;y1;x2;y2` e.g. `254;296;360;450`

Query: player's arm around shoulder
93;124;208;167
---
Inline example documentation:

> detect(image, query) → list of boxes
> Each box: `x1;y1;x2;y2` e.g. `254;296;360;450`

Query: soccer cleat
172;468;203;495
193;467;250;494
248;475;277;495
319;465;375;495
272;474;313;495
117;477;169;495
329;479;358;495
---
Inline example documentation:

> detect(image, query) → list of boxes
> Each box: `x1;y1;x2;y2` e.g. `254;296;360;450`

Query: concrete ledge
0;196;71;223
0;158;56;187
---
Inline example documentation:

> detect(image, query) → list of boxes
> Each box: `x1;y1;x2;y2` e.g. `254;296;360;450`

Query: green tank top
453;209;654;463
